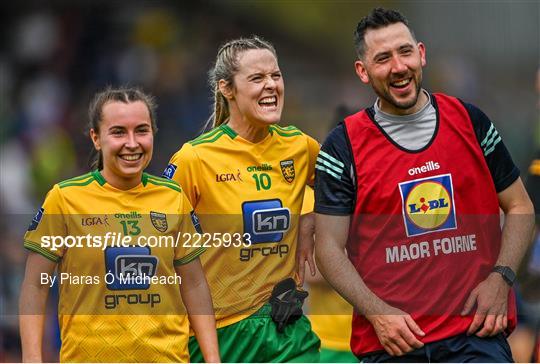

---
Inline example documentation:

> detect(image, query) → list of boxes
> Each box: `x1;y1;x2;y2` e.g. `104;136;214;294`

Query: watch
492;266;516;287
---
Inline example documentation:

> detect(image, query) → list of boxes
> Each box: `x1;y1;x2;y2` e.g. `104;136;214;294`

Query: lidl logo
398;174;457;237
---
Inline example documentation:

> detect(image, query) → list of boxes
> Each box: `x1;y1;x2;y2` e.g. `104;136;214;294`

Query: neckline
91;170;149;190
374;90;432;124
365;92;440;154
221;123;274;145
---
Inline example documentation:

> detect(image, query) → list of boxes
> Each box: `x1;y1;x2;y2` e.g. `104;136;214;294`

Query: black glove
269;278;308;333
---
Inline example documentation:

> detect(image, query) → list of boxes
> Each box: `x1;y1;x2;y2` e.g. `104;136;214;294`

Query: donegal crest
150;211;168;232
280;159;295;183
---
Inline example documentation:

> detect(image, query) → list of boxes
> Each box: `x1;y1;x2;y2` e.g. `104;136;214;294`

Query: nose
125;131;138;149
390;55;408;74
264;75;277;90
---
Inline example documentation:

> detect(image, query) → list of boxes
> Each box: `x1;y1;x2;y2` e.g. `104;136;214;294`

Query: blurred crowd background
0;1;538;361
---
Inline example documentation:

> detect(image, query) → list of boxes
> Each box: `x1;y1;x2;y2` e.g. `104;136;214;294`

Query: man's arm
462;177;535;336
315;213;425;356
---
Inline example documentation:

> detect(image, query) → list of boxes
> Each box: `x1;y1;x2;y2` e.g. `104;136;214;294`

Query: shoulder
143;173;182;192
272;124;318;147
432;93;488;120
187;125;233;148
41;171;99;209
53;171;103;201
57;171;98;189
270;124;306;138
321;123;349;151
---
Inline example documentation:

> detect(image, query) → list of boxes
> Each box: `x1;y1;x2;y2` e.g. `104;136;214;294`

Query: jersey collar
91;170;149;188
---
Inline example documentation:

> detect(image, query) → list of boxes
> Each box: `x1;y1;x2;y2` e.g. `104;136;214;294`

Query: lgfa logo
215;169;243;182
398;174;457;237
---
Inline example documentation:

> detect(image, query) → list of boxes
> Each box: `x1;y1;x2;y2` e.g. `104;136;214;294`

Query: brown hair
87;86;157;170
205;36;277;130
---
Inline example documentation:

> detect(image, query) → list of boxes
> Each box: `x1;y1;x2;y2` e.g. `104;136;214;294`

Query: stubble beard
374;73;423;111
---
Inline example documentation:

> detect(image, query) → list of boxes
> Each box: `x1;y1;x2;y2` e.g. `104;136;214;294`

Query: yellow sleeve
173;191;205;266
166;143;201;207
301;186;315;215
23;184;67;262
306;135;321;187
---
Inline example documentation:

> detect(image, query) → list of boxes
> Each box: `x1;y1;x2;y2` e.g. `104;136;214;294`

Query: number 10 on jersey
252;173;272;191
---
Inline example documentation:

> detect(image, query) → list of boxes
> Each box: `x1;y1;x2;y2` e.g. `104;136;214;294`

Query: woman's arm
176;257;220;363
19;252;56;362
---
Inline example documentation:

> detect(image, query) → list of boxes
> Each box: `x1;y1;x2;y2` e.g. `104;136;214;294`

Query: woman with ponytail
164;36;321;362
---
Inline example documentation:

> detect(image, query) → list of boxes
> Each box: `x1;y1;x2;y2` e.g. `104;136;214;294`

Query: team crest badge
150;211;168;232
280;159;295;183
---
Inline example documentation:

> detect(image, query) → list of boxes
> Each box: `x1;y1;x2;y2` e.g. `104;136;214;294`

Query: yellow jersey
24;170;204;362
308;284;353;351
165;124;319;327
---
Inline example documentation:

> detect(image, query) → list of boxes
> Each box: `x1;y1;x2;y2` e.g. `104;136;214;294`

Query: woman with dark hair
19;87;219;363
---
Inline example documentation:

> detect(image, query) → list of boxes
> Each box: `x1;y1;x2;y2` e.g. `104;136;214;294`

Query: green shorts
320;347;359;363
189;304;320;362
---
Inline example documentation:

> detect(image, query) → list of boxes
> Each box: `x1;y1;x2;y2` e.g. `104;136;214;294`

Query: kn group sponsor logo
242;199;290;243
280;159;295;183
104;247;159;290
398;174;457;237
162;163;177;180
150;211;168;232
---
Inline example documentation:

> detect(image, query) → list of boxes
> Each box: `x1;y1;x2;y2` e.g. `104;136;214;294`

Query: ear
90;128;101;150
417;42;427;67
218;79;234;100
354;60;370;84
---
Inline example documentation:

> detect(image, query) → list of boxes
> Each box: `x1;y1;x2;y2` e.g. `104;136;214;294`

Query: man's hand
296;212;316;286
366;306;425;356
461;272;510;337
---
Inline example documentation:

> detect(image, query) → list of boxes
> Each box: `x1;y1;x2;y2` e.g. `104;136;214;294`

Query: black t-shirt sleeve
460;100;520;192
314;123;356;215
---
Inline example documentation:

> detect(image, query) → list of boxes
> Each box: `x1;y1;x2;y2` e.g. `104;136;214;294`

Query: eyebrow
398;44;414;51
247;69;281;77
373;43;414;60
108;123;151;130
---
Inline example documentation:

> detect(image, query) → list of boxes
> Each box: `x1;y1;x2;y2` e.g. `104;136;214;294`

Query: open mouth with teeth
390;78;412;89
119;153;143;162
259;96;278;109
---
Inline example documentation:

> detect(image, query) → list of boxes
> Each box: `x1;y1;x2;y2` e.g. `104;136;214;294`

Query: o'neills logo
216;169;243;182
408;161;440;176
246;163;272;172
114;211;142;219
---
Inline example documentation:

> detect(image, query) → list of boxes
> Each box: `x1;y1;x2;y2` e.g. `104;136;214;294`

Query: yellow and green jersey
24;170;204;363
308;284;353;352
165;123;319;328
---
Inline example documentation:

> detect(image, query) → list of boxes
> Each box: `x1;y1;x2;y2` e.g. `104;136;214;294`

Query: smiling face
90;101;153;189
223;48;284;128
355;22;427;115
